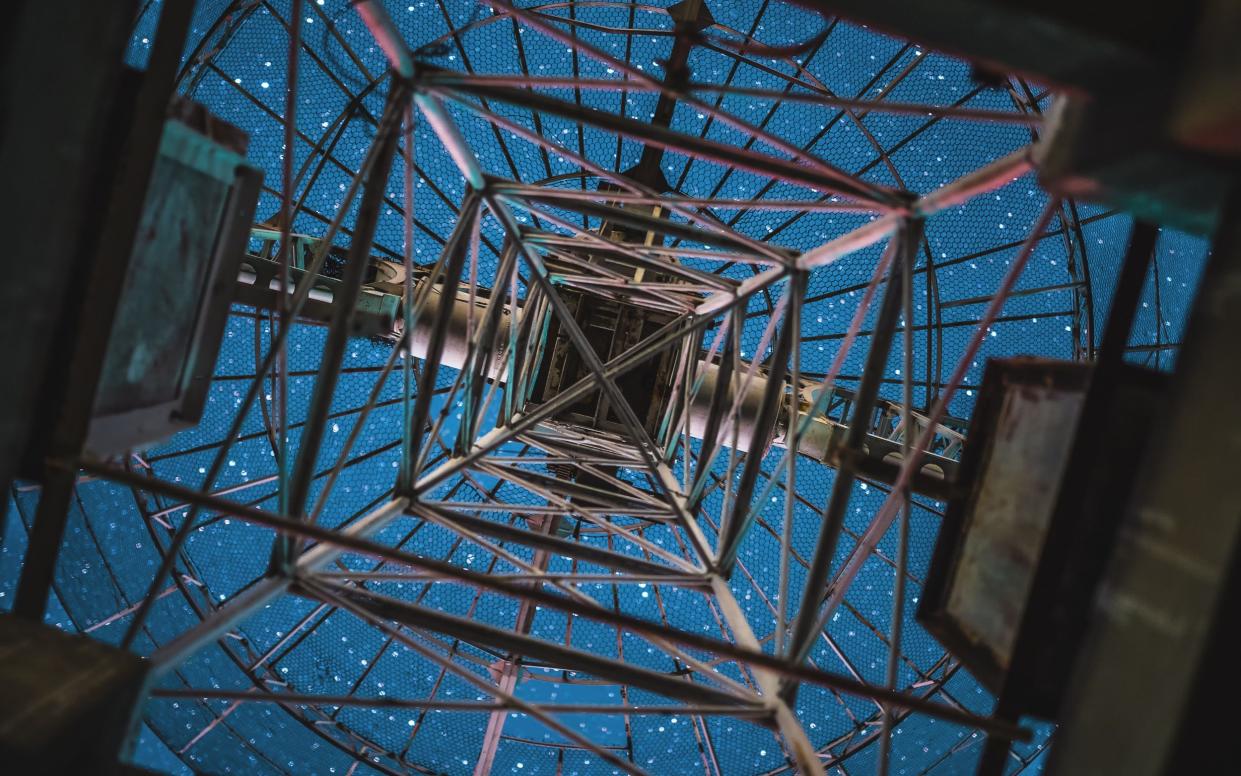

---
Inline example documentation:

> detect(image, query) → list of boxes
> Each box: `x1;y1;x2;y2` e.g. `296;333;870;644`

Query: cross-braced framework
12;0;1110;773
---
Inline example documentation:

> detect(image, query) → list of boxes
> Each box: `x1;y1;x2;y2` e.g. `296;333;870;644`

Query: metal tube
13;0;199;622
479;0;900;207
411;502;695;578
313;580;756;708
717;273;803;575
148;498;409;674
276;0;302;533
443;81;881;204
306;578;650;776
458;241;520;445
414;92;486;189
707;575;826;776
691;146;1035;316
487;196;692;518
401;101;416;491
95;61;400;647
396;272;938;463
417;74;1044;126
404;276;512;377
777;270;804;656
490;183;880;212
404;193;480;482
879;218;920;773
352;0;413;78
432;92;791;267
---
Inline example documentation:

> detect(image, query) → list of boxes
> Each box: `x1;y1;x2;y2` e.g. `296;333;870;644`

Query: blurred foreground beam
1047;184;1241;775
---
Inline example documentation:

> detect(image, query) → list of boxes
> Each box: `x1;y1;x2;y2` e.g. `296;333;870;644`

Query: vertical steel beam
0;0;136;532
716;274;804;575
278;84;408;567
879;217;919;774
275;0;303;530
783;222;920;677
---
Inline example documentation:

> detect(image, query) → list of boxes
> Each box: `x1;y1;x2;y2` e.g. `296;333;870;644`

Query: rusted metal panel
920;354;1167;720
919;358;1089;695
945;378;1086;675
86;106;261;455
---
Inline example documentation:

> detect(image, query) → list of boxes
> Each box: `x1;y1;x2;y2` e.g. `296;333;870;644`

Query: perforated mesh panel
0;1;1216;775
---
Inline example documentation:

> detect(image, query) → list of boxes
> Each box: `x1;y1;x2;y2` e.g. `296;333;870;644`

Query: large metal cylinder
403;281;512;381
685;362;776;453
402;292;785;453
398;285;957;479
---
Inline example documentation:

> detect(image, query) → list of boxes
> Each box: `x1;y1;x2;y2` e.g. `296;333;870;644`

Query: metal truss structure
8;0;1118;773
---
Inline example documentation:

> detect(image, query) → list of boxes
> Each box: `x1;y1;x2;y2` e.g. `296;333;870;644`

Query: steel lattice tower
14;1;1217;774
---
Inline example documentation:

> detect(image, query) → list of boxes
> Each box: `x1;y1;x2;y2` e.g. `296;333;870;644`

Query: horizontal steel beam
302;580;757;708
412;502;694;578
151;687;773;716
79;460;1027;739
147;498;409;675
436;81;891;204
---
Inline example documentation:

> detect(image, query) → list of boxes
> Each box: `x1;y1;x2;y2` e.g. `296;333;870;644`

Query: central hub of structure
525;195;685;439
528;283;680;438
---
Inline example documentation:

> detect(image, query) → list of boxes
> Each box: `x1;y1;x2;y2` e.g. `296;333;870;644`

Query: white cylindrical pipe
404;280;512;381
685;362;778;453
400;284;805;454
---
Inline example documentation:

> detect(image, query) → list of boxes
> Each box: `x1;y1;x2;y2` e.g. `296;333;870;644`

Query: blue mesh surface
0;1;1215;775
